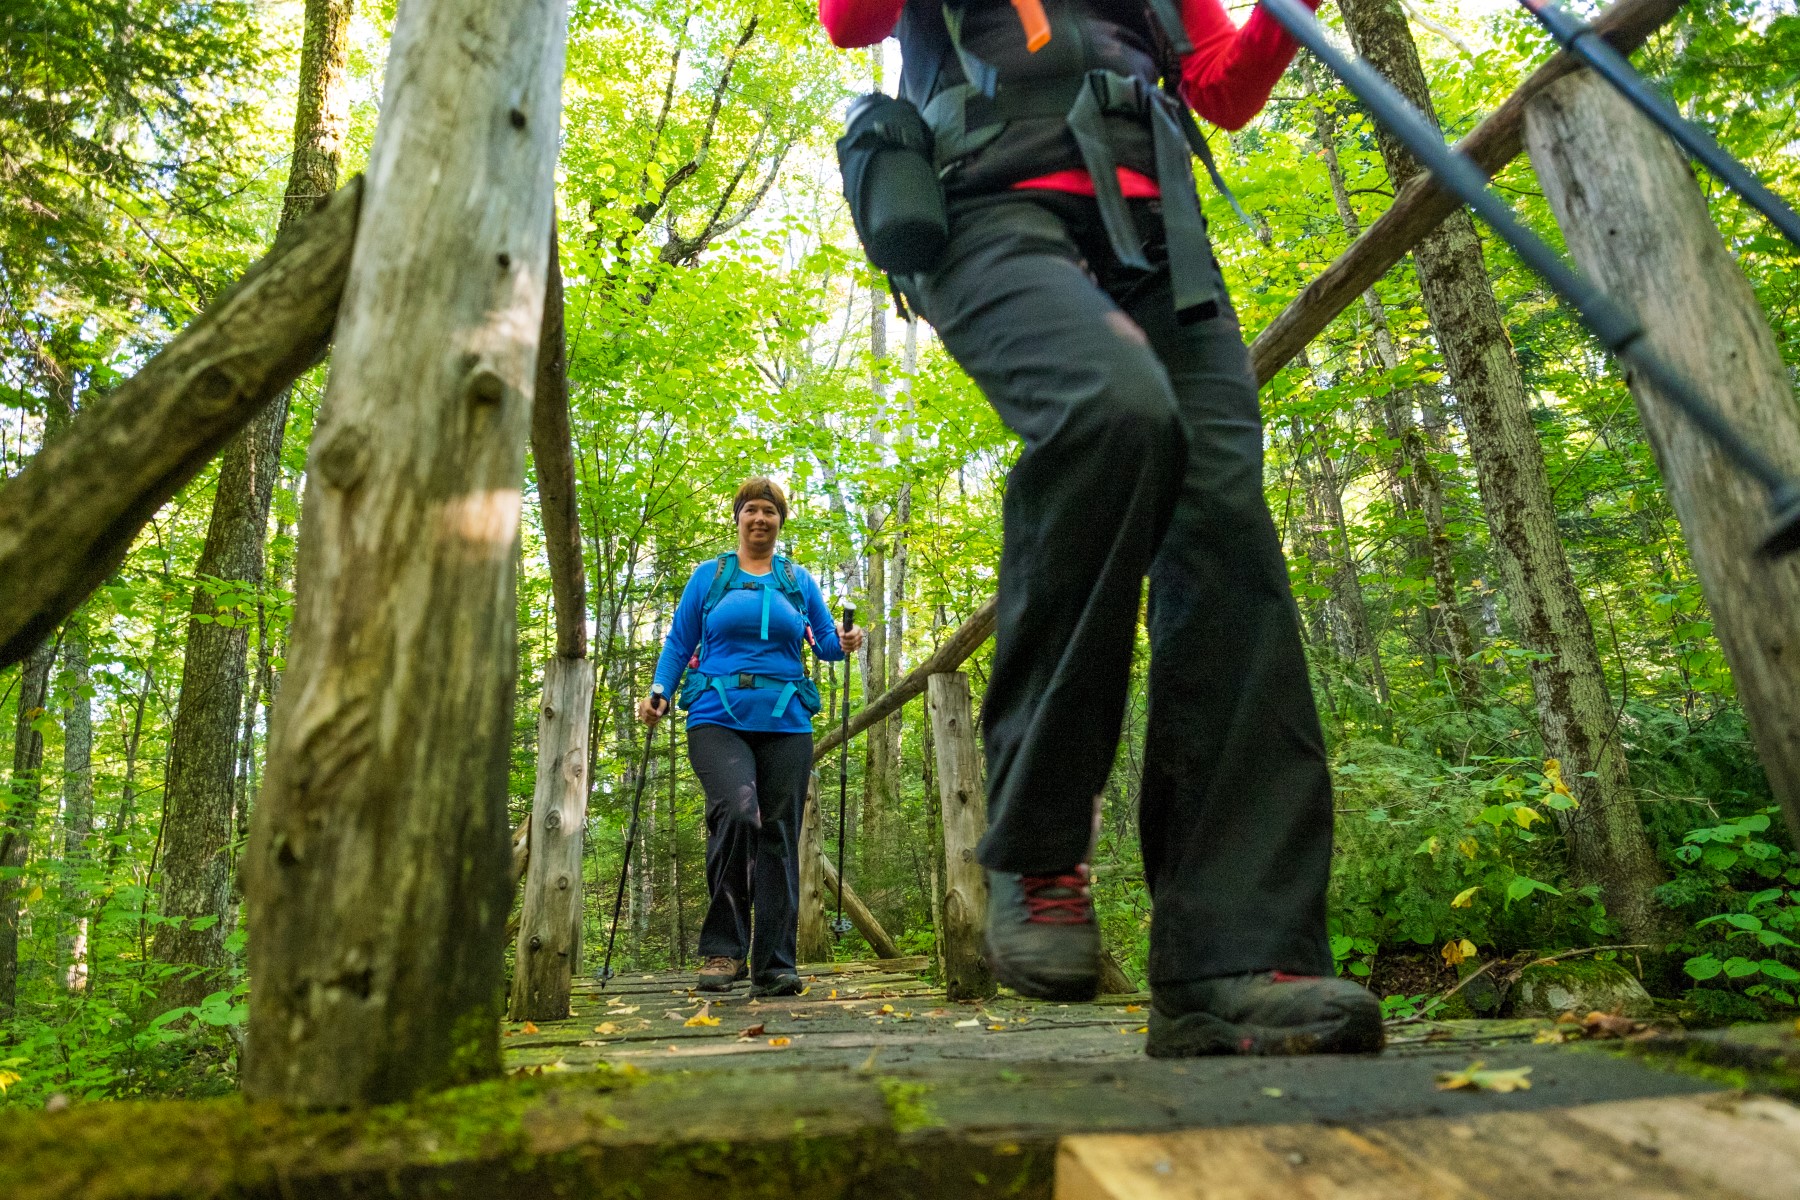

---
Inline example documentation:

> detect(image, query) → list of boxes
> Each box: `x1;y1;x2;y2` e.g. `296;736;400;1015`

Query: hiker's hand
839;622;865;654
637;694;669;726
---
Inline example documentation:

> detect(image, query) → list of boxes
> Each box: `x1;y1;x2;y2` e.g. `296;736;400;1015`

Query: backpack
678;554;823;720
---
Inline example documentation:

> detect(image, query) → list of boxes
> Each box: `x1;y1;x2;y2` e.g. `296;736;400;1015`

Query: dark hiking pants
908;191;1335;985
687;723;812;982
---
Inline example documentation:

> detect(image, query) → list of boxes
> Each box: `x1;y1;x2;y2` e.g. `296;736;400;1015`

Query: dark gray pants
911;192;1334;984
688;723;811;982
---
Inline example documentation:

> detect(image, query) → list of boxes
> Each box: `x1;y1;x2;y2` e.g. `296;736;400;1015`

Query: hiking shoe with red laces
1147;971;1384;1057
983;865;1100;1001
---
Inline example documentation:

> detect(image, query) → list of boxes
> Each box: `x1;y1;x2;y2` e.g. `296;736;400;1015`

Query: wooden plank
510;656;597;1020
814;595;998;761
1245;0;1682;387
929;672;996;1001
0;179;363;668
1563;1095;1800;1200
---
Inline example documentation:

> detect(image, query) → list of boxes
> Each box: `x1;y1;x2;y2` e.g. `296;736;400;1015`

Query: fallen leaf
955;1018;980;1028
685;1013;721;1027
738;1023;767;1038
1261;1087;1283;1098
988;1024;1006;1031
880;1004;894;1014
521;1021;540;1035
1581;1011;1657;1041
593;1022;621;1035
828;989;838;999
1123;1004;1143;1013
578;1039;609;1048
1133;1025;1148;1034
608;1004;639;1015
768;1036;792;1047
1436;1061;1532;1093
1441;938;1477;966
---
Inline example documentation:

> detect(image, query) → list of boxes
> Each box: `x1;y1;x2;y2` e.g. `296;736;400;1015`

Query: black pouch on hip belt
837;92;949;276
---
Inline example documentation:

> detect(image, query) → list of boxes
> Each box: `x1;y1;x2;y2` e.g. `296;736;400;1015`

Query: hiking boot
696;955;744;992
751;972;805;998
983;865;1100;1002
1146;971;1384;1057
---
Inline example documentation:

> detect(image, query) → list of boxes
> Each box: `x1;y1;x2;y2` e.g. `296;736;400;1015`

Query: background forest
2;0;1797;1107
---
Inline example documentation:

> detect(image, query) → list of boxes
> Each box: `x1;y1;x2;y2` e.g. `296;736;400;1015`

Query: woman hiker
819;0;1382;1054
639;477;863;997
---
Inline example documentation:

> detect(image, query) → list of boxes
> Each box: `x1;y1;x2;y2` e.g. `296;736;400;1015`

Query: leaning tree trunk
1336;0;1669;945
152;0;358;1008
58;617;94;992
244;0;565;1107
1525;69;1800;845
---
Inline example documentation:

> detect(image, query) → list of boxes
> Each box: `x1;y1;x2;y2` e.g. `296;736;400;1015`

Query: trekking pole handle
649;681;667;716
841;603;856;633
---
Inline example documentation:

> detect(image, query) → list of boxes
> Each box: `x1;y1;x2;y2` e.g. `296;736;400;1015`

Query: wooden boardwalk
495;957;1800;1199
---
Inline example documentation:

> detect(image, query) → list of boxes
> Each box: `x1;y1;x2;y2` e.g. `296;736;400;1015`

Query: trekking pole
599;683;665;991
1514;0;1800;251
1260;0;1800;558
832;604;856;938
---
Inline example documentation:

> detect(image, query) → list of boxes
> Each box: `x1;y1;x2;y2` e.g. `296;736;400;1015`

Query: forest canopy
1;0;1797;1106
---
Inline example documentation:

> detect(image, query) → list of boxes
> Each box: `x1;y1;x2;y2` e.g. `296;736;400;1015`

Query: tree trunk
1525;69;1800;845
928;672;994;1001
1337;0;1668;943
244;0;565;1106
154;0;357;1009
58;617;94;992
509;657;596;1021
0;638;54;1023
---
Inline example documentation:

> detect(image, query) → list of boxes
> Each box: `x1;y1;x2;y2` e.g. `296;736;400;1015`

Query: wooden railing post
244;0;567;1106
928;671;995;1001
797;774;832;963
1525;70;1800;845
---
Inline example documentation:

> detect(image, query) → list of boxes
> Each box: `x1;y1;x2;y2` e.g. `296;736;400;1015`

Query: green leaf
1684;955;1724;981
1759;960;1800;982
1722;957;1761;979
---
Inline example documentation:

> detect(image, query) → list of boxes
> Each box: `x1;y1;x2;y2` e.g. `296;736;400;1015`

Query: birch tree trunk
58;617;94;992
1337;0;1668;944
153;0;358;1009
244;0;566;1106
1526;69;1800;844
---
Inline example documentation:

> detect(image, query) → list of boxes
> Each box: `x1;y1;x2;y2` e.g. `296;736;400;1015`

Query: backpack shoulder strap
701;553;738;616
772;556;816;644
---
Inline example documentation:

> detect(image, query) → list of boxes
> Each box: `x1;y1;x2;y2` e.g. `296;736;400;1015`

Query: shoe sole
1144;1003;1385;1057
695;978;739;992
750;985;804;998
983;933;1100;1003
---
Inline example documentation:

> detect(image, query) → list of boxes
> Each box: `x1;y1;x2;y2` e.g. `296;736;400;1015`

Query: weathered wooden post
1525;71;1800;844
797;774;832;964
244;0;567;1105
928;671;995;1001
509;226;599;1021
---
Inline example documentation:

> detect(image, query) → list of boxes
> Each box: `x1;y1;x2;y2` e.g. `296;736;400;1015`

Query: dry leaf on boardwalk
685;1001;721;1028
521;1021;540;1034
738;1023;766;1039
593;1022;621;1035
1580;1011;1659;1041
768;1036;792;1047
1436;1061;1532;1093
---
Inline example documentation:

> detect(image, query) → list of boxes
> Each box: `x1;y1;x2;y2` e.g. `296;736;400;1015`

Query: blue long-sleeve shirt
652;557;847;733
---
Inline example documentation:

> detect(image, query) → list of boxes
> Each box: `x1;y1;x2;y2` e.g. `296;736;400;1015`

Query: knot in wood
496;252;512;269
542;702;556;720
556;874;569;890
509;108;527;129
190;363;241;414
463;364;507;407
315;424;369;492
544;810;561;831
528;934;543;951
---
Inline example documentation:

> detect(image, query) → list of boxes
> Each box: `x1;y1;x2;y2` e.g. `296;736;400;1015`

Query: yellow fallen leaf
593;1022;620;1035
1441;938;1477;966
768;1036;792;1047
1261;1087;1283;1098
828;989;838;999
685;1014;721;1027
1123;1004;1143;1013
0;1069;20;1093
988;1024;1006;1031
955;1018;980;1028
1451;886;1479;909
1436;1061;1532;1093
880;1004;894;1014
521;1021;540;1035
1134;1025;1148;1034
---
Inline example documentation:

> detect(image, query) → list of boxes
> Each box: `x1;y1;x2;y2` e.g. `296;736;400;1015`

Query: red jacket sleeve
1178;0;1319;131
820;0;905;48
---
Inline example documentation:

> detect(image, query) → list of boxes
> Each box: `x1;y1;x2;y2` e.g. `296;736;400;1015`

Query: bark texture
152;0;358;1008
0;181;363;669
1337;0;1668;943
1526;70;1800;844
244;0;566;1105
510;657;596;1020
0;639;54;1021
797;775;832;963
1249;0;1682;387
929;672;995;1001
58;619;94;992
